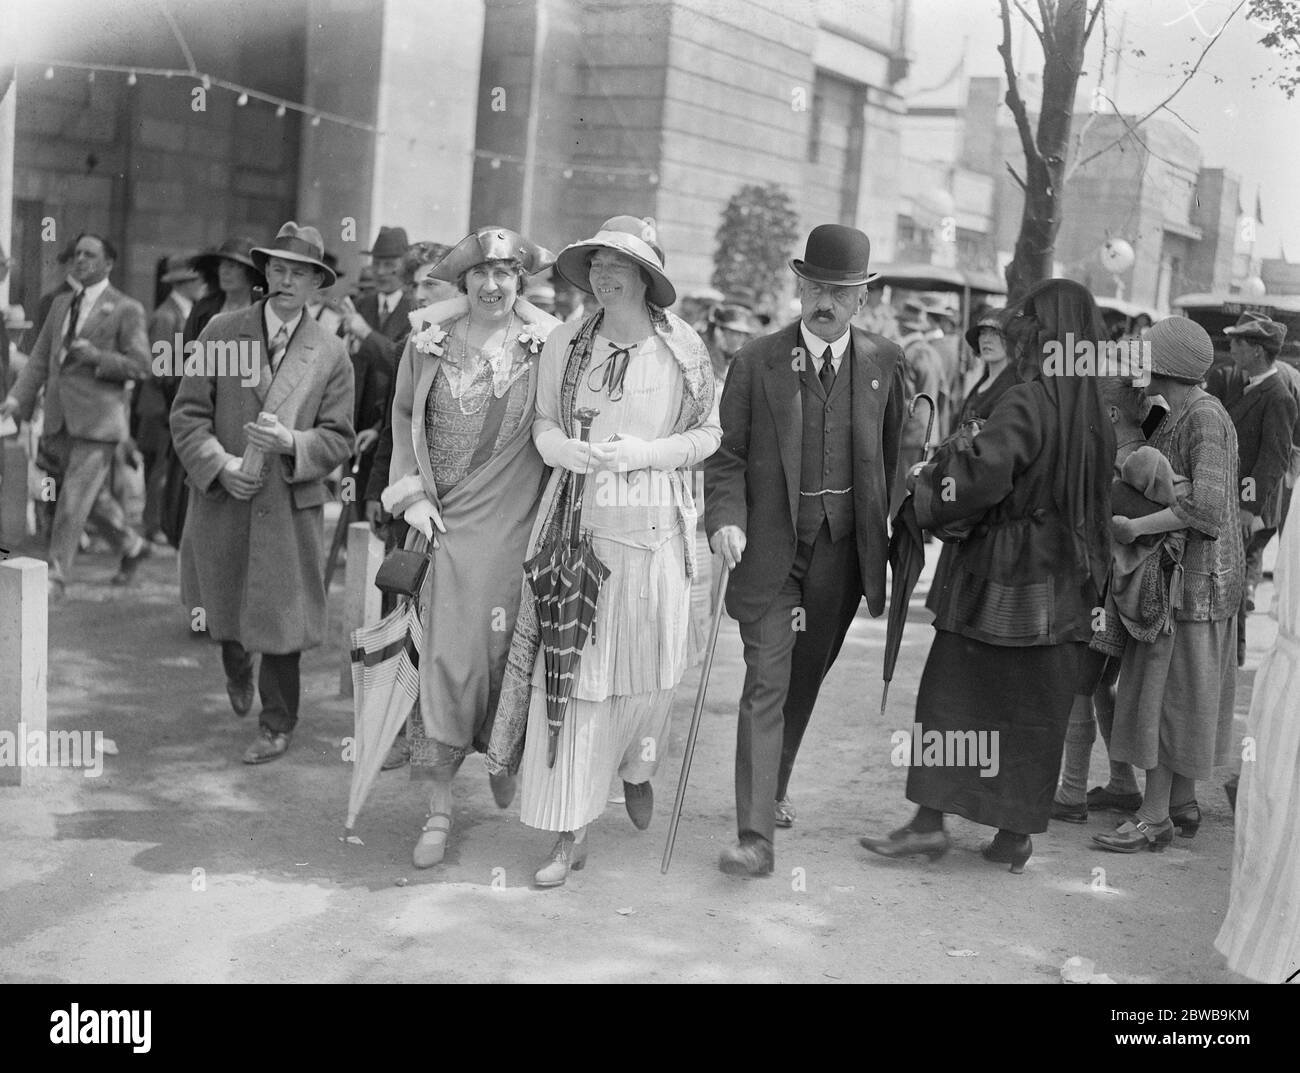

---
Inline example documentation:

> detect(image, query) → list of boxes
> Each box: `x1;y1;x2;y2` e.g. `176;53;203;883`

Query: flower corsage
412;324;448;356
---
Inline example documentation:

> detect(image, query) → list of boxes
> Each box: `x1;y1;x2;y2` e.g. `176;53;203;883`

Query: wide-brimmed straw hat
555;215;676;308
160;254;200;284
251;222;337;287
790;224;879;287
430;227;554;284
194;237;266;286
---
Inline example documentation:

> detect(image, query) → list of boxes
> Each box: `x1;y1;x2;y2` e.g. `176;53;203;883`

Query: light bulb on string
127;70;137;86
87;70;95;83
237;92;248;106
310;114;321;127
201;75;211;89
490;157;501;169
276;104;286;118
44;66;54;79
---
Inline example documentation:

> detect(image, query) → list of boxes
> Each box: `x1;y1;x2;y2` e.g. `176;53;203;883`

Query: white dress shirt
799;322;850;376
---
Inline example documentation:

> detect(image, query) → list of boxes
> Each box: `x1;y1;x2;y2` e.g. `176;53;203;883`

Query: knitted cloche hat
1145;316;1214;383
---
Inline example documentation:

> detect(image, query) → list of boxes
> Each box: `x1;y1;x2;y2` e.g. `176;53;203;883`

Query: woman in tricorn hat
381;227;560;867
490;215;720;887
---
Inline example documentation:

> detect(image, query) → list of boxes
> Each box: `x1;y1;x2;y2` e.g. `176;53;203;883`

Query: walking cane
661;563;730;874
324;455;362;589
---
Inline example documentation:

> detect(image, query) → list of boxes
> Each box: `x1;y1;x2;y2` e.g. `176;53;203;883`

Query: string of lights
23;59;660;183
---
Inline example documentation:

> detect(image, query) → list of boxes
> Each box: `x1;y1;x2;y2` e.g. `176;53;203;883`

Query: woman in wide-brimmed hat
489;215;720;887
380;226;560;867
183;237;266;344
1092;317;1243;854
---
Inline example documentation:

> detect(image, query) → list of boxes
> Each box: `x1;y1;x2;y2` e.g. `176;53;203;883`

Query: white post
0;557;48;787
340;521;383;697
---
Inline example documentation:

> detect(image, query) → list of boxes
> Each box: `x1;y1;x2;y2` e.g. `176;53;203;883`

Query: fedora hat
194;236;267;286
252;222;337;287
160;254;200;284
430;226;554;284
555;215;675;308
365;226;411;260
790;224;878;287
1223;310;1287;347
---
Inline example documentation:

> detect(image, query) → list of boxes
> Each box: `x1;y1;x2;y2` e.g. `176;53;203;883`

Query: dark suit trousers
221;642;301;735
735;521;862;845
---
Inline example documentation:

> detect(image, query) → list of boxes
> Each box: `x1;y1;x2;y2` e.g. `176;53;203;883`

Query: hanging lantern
1101;238;1135;274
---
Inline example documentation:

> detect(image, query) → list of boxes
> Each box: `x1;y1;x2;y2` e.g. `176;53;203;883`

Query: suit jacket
1228;370;1299;526
9;283;151;443
171;301;355;652
135;293;190;450
705;320;907;623
357;290;412;340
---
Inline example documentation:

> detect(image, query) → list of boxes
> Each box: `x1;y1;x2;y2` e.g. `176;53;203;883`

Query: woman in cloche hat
380;226;560;868
489;215;720;887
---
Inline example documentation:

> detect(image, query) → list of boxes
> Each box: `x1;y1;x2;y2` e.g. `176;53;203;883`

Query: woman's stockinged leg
1137;764;1173;825
1057;693;1097;807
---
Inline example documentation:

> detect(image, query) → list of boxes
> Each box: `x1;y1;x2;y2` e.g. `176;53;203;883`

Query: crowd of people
0;215;1295;980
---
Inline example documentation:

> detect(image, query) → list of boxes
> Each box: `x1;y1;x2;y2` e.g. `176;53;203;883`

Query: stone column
0;557;48;787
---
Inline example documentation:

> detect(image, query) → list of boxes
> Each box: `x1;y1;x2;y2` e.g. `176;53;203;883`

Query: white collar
171;291;194;319
79;278;110;308
265;302;304;341
800;322;850;365
1246;365;1278;390
377;289;400;316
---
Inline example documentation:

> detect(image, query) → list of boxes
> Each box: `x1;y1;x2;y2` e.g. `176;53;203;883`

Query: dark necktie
269;324;290;374
819;347;836;394
64;290;84;352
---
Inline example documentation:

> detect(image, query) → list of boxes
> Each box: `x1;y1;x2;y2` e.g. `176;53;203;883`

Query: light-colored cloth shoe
774;797;796;828
533;831;588;888
413;813;451;868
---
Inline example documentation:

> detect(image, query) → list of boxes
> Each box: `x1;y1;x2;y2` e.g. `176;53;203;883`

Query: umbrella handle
909;392;937;460
662;564;730;874
569;407;601;547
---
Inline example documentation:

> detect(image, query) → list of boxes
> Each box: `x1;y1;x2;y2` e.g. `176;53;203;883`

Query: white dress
519;330;719;832
1214;491;1300;982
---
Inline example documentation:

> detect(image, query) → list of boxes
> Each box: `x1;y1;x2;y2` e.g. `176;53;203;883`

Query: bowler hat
365;226;411;260
790;224;878;287
252;222;337;287
1223;311;1287;347
431;227;554;284
194;237;267;287
556;215;675;308
160;254;200;284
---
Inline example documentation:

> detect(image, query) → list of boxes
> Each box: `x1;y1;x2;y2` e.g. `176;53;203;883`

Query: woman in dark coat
860;278;1115;873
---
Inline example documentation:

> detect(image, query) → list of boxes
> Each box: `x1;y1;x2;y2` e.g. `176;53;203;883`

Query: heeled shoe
623;781;653;830
413;813;451;869
533;831;588;888
1169;801;1201;838
859;827;951;861
1092;817;1175;854
980;835;1032;874
489;771;517;810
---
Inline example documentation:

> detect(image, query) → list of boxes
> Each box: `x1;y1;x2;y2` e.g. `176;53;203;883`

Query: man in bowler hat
706;224;907;875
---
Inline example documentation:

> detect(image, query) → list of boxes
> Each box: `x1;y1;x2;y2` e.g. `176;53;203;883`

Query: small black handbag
374;531;433;599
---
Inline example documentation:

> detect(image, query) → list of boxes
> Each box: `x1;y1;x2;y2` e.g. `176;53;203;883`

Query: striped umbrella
523;407;610;767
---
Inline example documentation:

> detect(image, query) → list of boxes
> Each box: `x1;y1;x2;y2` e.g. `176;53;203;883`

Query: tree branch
999;0;1042;171
1006;161;1028;191
1066;0;1249;180
1084;0;1105;45
1035;0;1057;54
1014;0;1045;46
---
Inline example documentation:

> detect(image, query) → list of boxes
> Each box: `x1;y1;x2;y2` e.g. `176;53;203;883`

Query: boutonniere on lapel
99;301;116;316
411;324;448;356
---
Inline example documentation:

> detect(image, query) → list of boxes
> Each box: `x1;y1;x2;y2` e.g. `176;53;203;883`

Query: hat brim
1222;325;1270;339
555;234;676;309
251;248;337;288
789;260;879;286
161;269;201;283
195;251;266;282
430;231;555;285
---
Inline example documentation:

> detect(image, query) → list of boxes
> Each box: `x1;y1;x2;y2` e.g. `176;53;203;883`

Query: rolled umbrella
881;392;937;716
661;564;730;873
522;407;611;768
324;455;362;589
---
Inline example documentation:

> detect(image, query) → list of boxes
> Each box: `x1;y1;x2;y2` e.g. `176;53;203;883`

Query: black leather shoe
981;834;1032;874
1092;817;1175;853
1224;776;1238;814
1170;800;1201;838
859;828;950;861
719;840;774;877
1052;799;1088;824
112;539;152;585
1086;786;1143;813
226;677;254;717
624;781;653;830
242;728;291;764
489;770;517;809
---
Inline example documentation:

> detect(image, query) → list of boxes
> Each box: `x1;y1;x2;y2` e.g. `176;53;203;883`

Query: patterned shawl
485;303;714;775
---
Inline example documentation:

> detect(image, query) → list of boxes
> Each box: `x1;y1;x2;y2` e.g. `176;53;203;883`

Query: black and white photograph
0;0;1297;1013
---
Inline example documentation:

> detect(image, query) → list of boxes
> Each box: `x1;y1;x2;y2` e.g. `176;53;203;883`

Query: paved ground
0;524;1271;984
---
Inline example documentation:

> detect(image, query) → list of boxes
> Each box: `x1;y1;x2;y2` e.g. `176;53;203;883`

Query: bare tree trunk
999;0;1100;301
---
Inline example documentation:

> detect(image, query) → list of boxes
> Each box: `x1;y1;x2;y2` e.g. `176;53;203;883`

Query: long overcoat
170;301;354;653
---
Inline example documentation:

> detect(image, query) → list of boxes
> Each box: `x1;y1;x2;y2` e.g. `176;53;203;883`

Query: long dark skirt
905;631;1077;834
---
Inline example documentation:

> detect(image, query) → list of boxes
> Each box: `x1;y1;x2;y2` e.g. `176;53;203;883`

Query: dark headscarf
1004;278;1115;597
